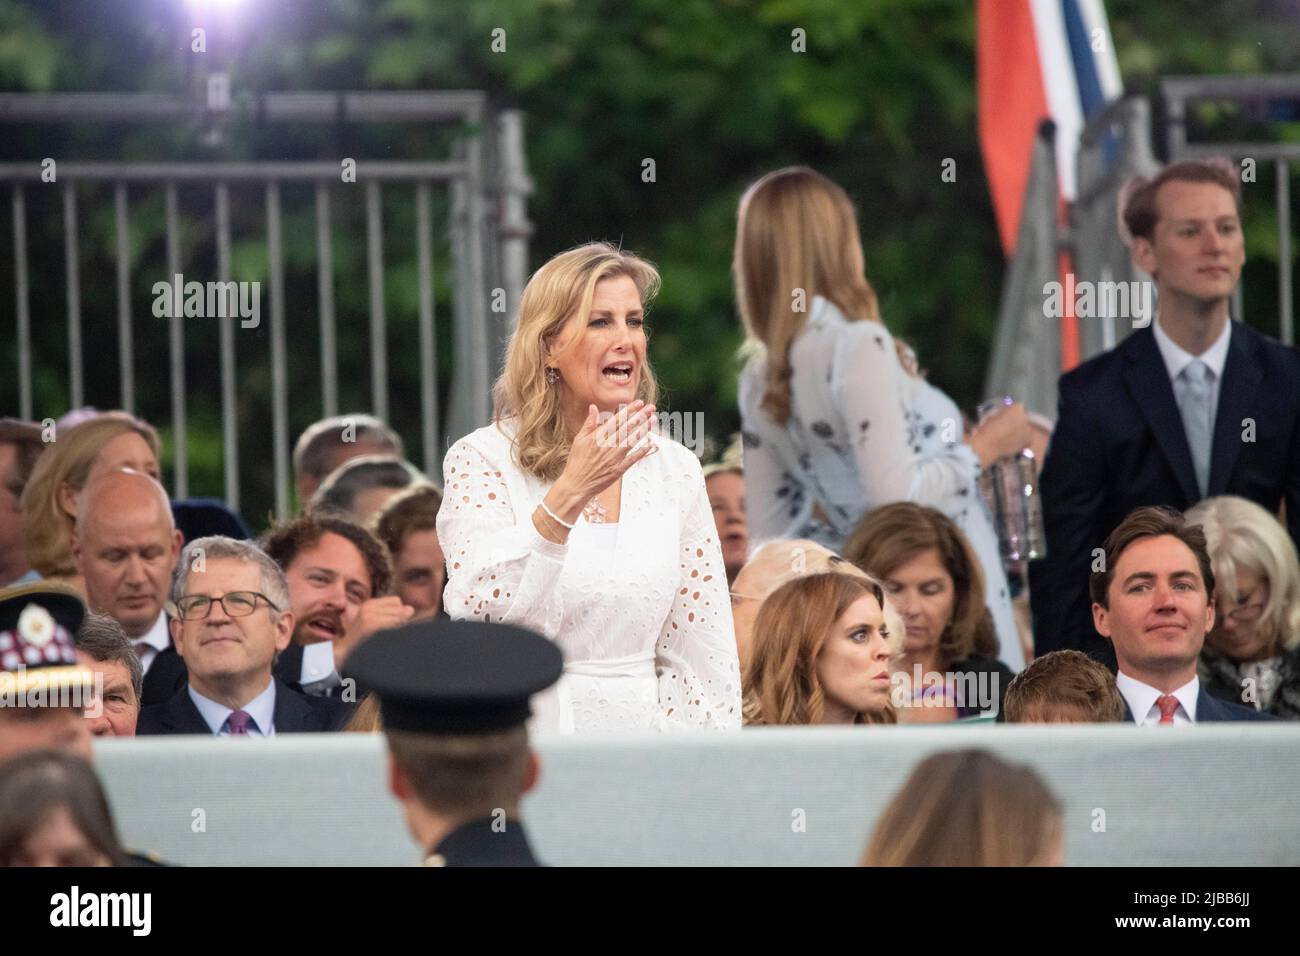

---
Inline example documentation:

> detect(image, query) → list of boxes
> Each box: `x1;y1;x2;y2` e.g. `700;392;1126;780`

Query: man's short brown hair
1122;158;1242;243
259;513;392;598
370;484;443;556
1089;506;1216;610
1003;650;1124;723
386;727;530;818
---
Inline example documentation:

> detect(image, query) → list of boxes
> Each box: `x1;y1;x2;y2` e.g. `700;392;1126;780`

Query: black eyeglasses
172;591;281;620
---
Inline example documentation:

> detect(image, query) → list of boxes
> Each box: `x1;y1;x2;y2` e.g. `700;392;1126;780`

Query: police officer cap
344;618;563;734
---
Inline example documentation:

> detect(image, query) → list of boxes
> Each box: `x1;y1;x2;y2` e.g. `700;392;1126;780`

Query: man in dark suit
1030;159;1300;664
137;535;349;736
71;468;189;707
261;513;412;697
345;619;563;866
1090;506;1273;723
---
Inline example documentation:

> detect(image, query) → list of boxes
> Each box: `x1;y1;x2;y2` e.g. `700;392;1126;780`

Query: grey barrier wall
94;726;1300;866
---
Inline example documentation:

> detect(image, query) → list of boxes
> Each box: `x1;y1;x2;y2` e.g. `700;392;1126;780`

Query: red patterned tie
1156;695;1179;725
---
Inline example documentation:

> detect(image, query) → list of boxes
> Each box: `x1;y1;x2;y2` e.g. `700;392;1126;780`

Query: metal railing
987;76;1300;414
983;120;1064;419
1;91;533;520
1164;73;1300;346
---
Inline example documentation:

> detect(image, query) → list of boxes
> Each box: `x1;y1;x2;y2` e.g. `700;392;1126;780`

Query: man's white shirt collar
1116;670;1199;725
130;612;172;673
1152;314;1231;383
187;678;277;736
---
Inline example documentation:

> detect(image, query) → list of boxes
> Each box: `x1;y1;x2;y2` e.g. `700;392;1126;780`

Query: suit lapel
161;688;214;734
1121;327;1200;504
271;679;313;733
1208;323;1261;496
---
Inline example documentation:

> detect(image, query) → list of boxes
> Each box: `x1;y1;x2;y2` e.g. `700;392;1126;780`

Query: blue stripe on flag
1062;0;1106;119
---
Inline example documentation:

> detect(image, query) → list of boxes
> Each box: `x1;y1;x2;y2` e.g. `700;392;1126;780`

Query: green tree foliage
1;0;1297;529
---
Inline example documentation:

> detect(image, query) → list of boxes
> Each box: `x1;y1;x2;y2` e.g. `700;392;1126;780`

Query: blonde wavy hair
20;412;161;577
1186;495;1300;653
733;166;916;426
861;749;1063;866
743;571;898;726
494;242;662;481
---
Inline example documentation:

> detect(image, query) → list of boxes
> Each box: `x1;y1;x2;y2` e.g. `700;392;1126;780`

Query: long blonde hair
494;242;662;480
19;412;161;577
743;571;897;726
734;166;910;426
861;749;1063;866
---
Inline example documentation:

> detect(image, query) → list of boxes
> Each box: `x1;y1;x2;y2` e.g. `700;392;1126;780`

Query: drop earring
546;367;558;385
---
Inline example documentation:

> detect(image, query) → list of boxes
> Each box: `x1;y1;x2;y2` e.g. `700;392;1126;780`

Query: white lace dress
437;418;742;733
737;296;1024;672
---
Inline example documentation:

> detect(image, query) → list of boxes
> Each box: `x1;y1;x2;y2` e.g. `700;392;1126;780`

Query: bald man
71;468;186;706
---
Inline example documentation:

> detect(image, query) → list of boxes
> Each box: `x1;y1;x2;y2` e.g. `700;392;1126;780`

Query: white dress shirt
1152;315;1231;413
1116;670;1200;725
299;641;339;690
187;679;277;736
131;612;172;674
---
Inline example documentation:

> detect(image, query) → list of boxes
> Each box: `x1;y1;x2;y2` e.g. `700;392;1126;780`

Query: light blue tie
1176;359;1215;498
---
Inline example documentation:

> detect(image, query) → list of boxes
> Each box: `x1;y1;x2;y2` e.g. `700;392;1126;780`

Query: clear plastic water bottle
976;397;1046;571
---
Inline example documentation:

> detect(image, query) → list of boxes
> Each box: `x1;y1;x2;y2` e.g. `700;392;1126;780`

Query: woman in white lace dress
438;243;741;733
733;167;1031;671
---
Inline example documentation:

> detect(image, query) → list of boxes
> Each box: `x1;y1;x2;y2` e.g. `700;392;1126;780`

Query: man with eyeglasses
137;536;350;736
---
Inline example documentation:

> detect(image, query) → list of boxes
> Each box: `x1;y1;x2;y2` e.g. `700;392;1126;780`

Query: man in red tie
1089;506;1274;724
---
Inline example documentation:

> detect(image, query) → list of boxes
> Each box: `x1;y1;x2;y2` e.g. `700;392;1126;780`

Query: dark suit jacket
140;644;189;708
1121;682;1276;723
426;817;542;867
136;678;351;735
1030;322;1300;664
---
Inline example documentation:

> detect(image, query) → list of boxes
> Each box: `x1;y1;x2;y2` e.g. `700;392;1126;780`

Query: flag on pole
977;0;1123;370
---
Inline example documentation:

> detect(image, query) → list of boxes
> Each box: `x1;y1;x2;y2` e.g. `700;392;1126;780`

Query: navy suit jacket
140;643;189;708
1030;322;1300;664
1122;682;1277;723
136;678;351;735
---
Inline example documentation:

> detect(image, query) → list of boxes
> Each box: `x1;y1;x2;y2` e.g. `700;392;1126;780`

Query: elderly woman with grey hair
1187;495;1300;718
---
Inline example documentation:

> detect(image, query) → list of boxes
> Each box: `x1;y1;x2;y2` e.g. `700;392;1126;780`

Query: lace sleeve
437;437;569;637
655;454;742;730
835;322;981;505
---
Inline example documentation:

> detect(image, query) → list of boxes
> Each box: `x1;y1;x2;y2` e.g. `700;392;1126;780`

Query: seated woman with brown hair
843;501;1014;722
19;411;162;591
861;748;1064;866
743;571;897;726
0;750;127;867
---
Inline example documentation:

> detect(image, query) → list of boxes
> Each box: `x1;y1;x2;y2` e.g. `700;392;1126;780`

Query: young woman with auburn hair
743;571;897;726
733;166;1026;671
